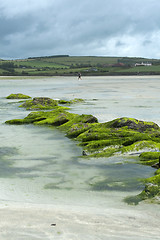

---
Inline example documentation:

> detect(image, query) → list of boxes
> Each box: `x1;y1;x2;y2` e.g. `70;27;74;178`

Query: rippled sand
1;201;160;240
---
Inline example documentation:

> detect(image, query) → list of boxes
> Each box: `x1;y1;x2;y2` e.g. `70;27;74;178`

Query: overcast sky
0;0;160;59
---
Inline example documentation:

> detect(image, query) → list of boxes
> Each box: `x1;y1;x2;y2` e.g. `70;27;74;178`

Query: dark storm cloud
0;0;160;58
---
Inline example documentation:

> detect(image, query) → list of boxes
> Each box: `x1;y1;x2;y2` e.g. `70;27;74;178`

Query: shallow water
0;76;160;239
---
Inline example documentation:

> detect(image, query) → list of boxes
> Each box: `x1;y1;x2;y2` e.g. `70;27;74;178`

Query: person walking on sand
78;72;82;80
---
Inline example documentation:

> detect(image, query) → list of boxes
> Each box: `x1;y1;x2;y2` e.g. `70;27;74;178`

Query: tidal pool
0;76;160;240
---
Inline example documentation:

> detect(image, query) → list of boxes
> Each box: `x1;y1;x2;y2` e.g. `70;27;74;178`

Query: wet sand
0;201;160;240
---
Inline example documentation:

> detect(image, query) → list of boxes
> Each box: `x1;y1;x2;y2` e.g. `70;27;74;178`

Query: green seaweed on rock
124;174;160;205
18;97;84;110
58;98;84;105
105;117;159;132
6;93;31;99
6;108;74;125
19;97;59;110
139;152;160;166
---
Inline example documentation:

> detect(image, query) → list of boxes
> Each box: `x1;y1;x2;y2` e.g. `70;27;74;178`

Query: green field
0;55;160;76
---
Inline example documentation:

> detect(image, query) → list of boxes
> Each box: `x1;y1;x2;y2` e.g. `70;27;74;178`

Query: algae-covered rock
59;114;98;131
5;101;160;204
58;98;84;105
76;118;160;157
5;119;28;125
19;97;85;110
125;174;160;205
19;97;58;110
6;93;31;99
139;152;160;166
105;117;159;132
66;123;91;138
140;152;160;160
6;108;74;126
6;109;160;158
125;155;160;205
5;111;47;125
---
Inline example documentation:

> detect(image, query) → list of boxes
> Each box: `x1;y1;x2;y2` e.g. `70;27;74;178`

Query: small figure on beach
51;223;56;226
78;72;82;80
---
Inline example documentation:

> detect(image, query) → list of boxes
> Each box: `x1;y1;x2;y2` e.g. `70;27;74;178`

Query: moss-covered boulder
19;97;59;110
5;108;98;130
104;117;159;132
6;108;74;125
6;93;31;99
76;117;160;157
139;152;160;166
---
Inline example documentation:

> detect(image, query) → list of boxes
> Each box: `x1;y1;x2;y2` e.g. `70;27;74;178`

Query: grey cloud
143;40;152;46
0;0;160;58
115;41;126;47
0;15;34;36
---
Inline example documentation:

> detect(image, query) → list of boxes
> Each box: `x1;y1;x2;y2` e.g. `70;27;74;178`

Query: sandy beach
0;201;160;240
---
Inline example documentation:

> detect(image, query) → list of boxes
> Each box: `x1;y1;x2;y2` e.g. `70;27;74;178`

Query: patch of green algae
58;98;84;105
18;97;84;110
19;97;59;110
124;173;160;205
5;104;160;204
6;93;31;99
124;151;160;205
6;108;74;125
139;152;160;166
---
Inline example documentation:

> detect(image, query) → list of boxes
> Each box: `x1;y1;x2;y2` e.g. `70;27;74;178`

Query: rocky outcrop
19;97;58;110
106;117;159;132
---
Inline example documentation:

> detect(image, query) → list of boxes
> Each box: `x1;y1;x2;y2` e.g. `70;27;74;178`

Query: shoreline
0;75;160;79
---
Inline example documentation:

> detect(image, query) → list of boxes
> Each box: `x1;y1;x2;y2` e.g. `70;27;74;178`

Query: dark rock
152;156;160;169
83;116;98;123
32;97;57;106
82;150;88;156
109;117;159;132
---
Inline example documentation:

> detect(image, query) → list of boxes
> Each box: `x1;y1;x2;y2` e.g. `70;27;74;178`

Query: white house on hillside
135;62;152;66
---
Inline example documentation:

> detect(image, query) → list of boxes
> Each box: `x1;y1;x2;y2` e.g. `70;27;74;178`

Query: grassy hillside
0;55;160;76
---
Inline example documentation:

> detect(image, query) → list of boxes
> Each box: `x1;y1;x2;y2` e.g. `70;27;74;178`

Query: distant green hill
0;55;160;76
